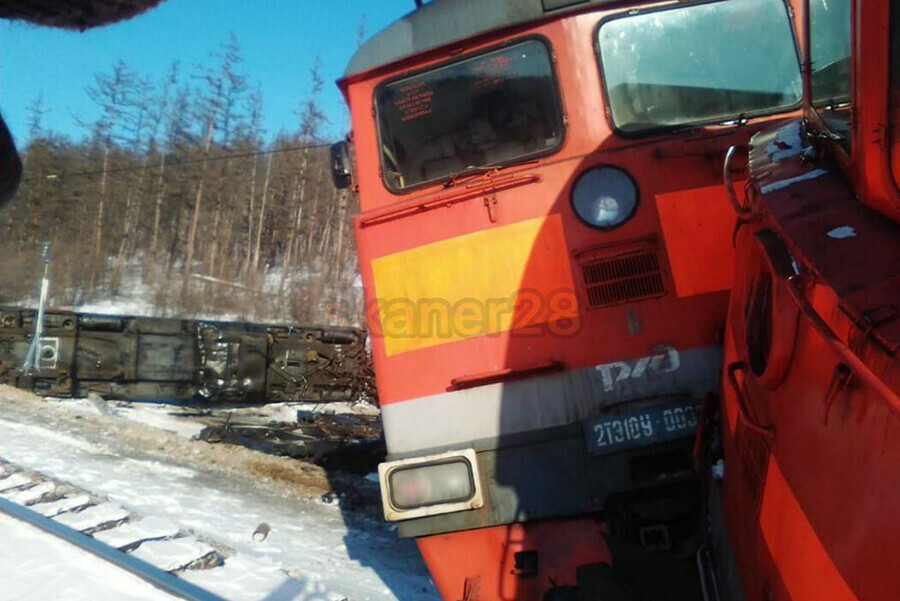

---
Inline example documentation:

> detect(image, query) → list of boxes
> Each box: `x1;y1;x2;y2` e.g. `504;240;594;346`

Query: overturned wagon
0;306;374;404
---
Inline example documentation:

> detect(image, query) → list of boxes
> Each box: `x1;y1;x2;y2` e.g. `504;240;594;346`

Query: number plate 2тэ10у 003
584;400;700;456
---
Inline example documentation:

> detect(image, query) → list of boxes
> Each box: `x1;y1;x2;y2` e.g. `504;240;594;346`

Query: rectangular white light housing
378;449;484;522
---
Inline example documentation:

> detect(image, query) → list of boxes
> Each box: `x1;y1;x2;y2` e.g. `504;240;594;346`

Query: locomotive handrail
726;361;775;439
448;360;564;391
724;145;753;220
358;172;540;228
785;275;900;417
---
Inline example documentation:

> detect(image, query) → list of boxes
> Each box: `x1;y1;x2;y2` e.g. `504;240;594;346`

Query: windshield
375;39;564;192
598;0;802;135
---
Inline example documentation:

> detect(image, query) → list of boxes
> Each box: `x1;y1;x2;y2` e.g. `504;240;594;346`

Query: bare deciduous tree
2;35;362;328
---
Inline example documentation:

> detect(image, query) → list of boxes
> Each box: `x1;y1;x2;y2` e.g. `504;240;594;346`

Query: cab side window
809;0;852;151
890;0;900;187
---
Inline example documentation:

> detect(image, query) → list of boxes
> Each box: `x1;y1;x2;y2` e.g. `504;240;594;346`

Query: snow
101;401;210;439
2;480;57;504
112;399;381;439
0;417;113;455
0;513;182;601
42;387;381;442
131;538;219;572
94;516;181;549
765;123;806;162
19;260;366;328
182;555;309;601
827;226;857;240
75;296;166;319
759;168;829;194
0;390;439;601
54;503;130;531
32;494;94;517
0;472;34;491
296;400;380;418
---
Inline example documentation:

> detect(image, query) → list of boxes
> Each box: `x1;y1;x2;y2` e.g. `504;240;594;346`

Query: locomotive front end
337;1;802;599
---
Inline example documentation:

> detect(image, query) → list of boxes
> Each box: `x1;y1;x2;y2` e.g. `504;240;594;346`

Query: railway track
0;460;298;601
0;385;440;601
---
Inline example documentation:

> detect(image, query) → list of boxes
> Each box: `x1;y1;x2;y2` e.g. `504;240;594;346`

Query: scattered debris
196;410;386;474
86;391;118;417
252;523;271;542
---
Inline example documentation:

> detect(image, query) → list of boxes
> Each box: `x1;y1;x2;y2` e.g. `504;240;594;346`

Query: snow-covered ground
14;260;366;327
0;512;183;601
0;387;440;601
64;395;381;441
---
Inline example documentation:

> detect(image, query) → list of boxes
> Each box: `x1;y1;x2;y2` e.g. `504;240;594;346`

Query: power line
24;141;333;183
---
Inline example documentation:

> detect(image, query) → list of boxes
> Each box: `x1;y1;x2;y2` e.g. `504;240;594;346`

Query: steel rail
0;496;228;601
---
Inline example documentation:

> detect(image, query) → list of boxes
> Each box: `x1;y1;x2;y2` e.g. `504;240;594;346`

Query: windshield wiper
443;164;492;188
443;158;542;189
717;112;749;127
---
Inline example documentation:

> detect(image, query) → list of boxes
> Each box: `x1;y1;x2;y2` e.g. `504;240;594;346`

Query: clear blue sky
0;0;416;146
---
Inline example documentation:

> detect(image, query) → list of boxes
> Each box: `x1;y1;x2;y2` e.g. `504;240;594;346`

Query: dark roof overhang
344;0;622;79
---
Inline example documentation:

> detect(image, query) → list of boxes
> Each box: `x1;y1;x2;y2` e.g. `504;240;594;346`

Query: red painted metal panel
417;519;610;601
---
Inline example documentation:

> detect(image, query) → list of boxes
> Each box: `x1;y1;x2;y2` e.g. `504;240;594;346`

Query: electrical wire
23;141;333;183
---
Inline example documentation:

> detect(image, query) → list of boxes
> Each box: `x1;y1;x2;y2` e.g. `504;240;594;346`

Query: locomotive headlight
378;449;484;521
390;461;473;508
572;166;638;229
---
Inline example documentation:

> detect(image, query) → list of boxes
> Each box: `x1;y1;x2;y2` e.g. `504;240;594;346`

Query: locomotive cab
338;1;803;599
714;1;900;600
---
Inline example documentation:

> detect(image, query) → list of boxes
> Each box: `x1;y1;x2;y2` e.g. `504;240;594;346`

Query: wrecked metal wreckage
0;305;375;405
0;306;383;469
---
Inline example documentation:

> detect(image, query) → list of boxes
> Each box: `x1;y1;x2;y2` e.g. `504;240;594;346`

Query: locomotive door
722;215;900;600
720;225;801;600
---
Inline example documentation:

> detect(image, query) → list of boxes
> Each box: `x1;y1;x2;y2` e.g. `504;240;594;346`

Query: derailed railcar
335;0;803;599
712;1;900;600
0;306;369;404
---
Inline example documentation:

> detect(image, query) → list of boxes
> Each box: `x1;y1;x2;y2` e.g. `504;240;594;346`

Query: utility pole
22;242;52;373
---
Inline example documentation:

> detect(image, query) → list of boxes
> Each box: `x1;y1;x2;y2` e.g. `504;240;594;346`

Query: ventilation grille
582;250;665;309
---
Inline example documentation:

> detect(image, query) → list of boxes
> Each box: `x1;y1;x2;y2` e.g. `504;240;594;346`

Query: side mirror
0;113;22;209
330;141;352;190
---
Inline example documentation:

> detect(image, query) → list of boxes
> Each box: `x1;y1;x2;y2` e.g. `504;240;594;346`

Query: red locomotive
334;0;804;599
714;1;900;600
